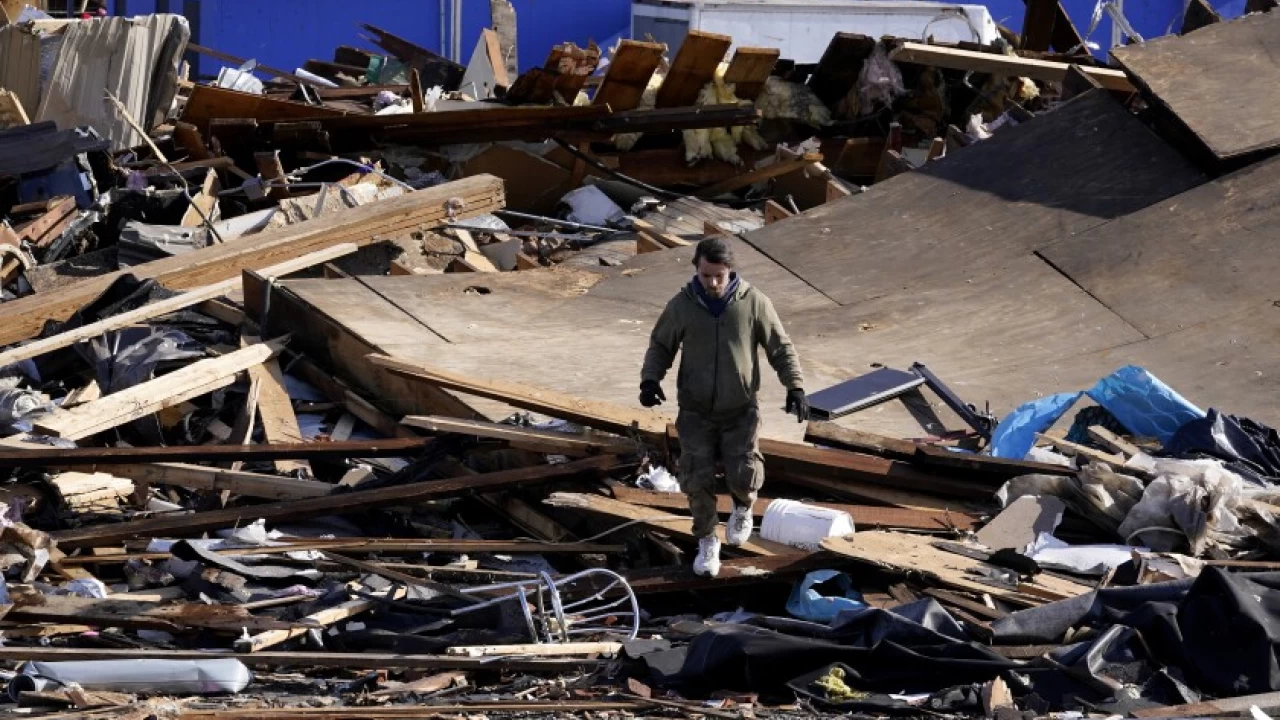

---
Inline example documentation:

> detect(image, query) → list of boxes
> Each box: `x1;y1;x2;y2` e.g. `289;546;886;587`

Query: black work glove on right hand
639;380;666;408
786;388;810;423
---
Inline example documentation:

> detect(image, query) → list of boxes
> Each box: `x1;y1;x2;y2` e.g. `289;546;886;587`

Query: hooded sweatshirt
642;276;803;417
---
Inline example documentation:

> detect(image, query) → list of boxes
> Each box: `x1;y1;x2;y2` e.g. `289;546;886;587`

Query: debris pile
0;2;1278;718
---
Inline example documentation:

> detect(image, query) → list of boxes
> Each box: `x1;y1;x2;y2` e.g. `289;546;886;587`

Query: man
639;237;807;577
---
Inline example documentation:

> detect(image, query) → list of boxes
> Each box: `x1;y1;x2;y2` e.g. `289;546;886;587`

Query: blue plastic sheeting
785;570;866;623
988;366;1206;460
989;392;1084;460
1087;365;1204;445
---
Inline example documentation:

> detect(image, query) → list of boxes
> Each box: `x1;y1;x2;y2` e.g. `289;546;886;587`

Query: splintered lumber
237;586;406;652
180;167;220;227
545;492;798;556
447;642;621;658
822;532;1092;605
631;217;690;247
0;438;431;467
1086;426;1141;458
0;244;356;370
889;42;1134;92
33;341;285;440
244;336;311;475
506;41;600;104
696;152;823;198
402;415;635;457
8;593;295;633
47;472;133;513
105;463;332;500
723;47;780;101
1132;692;1280;718
0;647;605;672
655;30;733;108
593;40;665;111
59;539;625;565
0;89;31;129
183;85;347;133
607;483;973;531
0;176;504;348
13;196;76;247
52;455;621;548
369;354;670;440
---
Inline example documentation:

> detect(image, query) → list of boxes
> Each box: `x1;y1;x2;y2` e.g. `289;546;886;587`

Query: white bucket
760;499;856;550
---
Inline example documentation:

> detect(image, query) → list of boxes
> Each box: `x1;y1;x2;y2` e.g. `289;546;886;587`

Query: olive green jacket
641;278;803;416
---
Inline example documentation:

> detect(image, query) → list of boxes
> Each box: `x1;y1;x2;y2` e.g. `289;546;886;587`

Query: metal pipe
440;0;447;60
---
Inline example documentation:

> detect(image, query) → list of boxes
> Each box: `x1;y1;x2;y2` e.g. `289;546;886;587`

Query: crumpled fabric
857;43;905;115
785;570;865;623
1168;408;1280;486
1117;457;1247;555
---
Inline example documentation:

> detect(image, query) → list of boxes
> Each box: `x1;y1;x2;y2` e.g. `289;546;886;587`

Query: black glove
639;380;666;408
785;388;809;423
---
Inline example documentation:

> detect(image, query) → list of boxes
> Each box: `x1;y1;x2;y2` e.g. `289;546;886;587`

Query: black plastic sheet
1169;408;1280;485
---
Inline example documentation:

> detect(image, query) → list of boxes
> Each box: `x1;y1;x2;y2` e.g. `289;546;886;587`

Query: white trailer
632;0;1001;63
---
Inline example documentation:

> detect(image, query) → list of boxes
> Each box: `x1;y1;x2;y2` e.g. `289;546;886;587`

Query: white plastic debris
10;659;252;699
637;466;680;493
560;185;624;227
1027;533;1142;576
62;577;108;599
760;499;855;550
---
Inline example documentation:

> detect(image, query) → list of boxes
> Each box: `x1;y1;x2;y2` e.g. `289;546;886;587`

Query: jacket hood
681;275;752;304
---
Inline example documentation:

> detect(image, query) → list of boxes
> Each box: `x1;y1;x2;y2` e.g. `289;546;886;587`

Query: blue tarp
786;570;866;623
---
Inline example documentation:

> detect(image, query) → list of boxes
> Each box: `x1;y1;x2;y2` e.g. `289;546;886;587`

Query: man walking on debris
639;237;808;577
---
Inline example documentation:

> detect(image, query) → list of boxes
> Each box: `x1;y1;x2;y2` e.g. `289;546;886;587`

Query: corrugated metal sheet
36;14;188;151
0;24;44;114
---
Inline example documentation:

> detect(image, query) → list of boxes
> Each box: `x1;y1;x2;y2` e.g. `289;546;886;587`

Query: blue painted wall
110;0;1236;79
110;0;630;79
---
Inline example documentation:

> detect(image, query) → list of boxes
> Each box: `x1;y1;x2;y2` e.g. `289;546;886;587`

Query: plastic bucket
760;499;856;549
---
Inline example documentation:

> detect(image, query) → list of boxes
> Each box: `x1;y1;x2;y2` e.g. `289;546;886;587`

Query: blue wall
111;0;1236;80
111;0;630;79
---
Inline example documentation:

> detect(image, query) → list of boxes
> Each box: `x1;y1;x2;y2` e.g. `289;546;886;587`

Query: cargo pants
676;405;765;539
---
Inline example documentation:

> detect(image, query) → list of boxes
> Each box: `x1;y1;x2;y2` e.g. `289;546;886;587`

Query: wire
552;138;685;200
514;518;649;545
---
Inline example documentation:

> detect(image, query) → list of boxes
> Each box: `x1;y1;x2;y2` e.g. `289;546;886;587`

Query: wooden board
545;492;799;556
51;455;620;548
0;175;503;348
1112;12;1280;165
505;41;599;104
245;338;312;475
822;531;1092;604
654;30;732;108
402;415;634;457
806;33;877;108
1038;152;1280;338
593;40;665;111
182;84;346;134
0;88;30;130
106;463;332;500
890;43;1134;92
740;91;1203;306
722;47;780;101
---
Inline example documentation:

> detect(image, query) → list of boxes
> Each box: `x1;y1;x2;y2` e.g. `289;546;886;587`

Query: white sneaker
726;505;753;547
693;535;722;577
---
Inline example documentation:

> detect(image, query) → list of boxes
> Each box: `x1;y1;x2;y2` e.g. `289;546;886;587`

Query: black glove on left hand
785;388;809;423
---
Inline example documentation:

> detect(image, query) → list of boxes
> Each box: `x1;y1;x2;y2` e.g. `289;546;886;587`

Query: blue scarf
690;273;740;318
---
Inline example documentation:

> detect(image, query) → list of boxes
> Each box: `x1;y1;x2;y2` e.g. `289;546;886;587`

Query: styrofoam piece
10;659;252;698
760;499;855;549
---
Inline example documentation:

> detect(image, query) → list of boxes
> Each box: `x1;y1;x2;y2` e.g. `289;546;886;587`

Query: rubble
0;2;1277;718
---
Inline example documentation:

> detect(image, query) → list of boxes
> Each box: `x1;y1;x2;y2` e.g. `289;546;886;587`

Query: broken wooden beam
0;438;432;468
0;176;505;348
401;415;634;457
237;586;406;652
889;42;1134;92
7;592;296;633
52;455;623;547
103;463;332;500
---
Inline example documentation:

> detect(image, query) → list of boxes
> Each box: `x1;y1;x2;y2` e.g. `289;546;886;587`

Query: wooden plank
183;84;346;134
822;531;1092;605
237;587;404;652
631;218;690;247
0;439;430;468
0;175;504;349
60;539;624;565
321;552;478;603
635;232;666;254
402;415;634;457
1061;63;1104;101
104;463;332;500
593;40;665;111
889;43;1134;92
51;455;621;547
0;647;605;672
12;196;76;247
545;492;800;556
0;89;31;129
408;68;424;112
608;483;974;531
806;33;877;107
697;153;822;198
448;642;620;658
1036;432;1125;466
244;336;311;475
7;593;294;633
1132;691;1280;718
33;341;283;440
722;47;779;101
1021;0;1059;51
655;30;732;108
762;199;793;224
1112;11;1280;166
1087;426;1141;458
180;167;220;227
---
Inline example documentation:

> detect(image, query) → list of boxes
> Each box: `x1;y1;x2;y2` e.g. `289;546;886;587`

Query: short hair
692;237;735;268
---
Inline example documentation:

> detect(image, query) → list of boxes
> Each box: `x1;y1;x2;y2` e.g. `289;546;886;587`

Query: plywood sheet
1039;136;1280;338
1112;12;1280;164
741;91;1204;307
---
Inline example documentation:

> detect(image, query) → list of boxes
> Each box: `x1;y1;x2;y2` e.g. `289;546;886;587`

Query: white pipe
10;659;252;698
452;0;462;63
